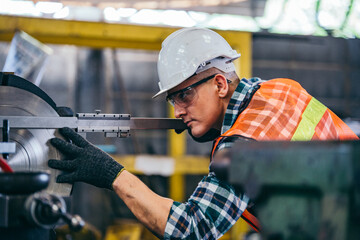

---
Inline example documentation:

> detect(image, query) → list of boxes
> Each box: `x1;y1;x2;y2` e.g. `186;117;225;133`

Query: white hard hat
153;27;240;98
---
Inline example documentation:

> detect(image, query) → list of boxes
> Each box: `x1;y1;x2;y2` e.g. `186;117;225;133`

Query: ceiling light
104;7;120;21
35;2;63;14
129;9;163;25
53;6;70;19
161;10;196;27
118;8;137;18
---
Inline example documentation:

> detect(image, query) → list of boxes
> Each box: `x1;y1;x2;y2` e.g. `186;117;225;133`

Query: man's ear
214;74;229;98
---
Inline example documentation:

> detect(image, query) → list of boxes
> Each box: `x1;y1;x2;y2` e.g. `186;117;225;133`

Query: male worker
48;28;358;239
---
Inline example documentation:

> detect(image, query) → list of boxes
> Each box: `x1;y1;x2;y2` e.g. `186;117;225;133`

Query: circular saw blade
0;85;72;196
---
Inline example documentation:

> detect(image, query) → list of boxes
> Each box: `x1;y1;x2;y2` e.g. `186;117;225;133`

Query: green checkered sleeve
164;173;247;239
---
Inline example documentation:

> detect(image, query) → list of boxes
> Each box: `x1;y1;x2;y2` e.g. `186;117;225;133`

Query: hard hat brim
152;88;168;98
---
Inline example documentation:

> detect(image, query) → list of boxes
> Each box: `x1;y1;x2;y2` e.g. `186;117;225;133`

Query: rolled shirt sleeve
164;172;247;239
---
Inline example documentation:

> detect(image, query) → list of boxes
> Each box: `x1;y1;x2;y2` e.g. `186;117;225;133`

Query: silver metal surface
0;116;78;128
77;113;131;119
0;86;71;196
0;142;16;153
0;116;187;132
76;113;131;136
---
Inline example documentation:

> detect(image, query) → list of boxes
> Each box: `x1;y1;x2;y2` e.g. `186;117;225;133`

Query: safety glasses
166;74;217;107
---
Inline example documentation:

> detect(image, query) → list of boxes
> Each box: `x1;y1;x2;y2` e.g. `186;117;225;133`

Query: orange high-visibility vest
211;78;359;232
212;78;358;157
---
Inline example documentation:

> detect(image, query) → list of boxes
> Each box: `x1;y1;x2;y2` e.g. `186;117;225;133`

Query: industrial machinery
0;171;84;239
212;140;360;240
0;72;186;239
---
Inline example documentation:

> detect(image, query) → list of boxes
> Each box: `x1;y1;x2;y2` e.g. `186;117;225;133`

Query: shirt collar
221;77;265;134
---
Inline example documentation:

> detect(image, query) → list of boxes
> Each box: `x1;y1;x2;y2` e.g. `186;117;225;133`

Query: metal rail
0;115;186;138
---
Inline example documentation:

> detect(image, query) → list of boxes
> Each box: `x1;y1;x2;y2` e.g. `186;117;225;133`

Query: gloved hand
48;127;124;190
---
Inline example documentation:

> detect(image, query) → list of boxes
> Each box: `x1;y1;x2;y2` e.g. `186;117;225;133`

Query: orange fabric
328;109;359;140
228;78;311;140
212;78;358;231
311;110;339;140
241;209;261;232
213;78;357;146
211;78;359;157
211;78;310;158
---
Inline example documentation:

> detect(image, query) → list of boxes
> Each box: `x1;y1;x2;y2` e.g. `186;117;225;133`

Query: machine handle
27;193;85;232
60;213;85;232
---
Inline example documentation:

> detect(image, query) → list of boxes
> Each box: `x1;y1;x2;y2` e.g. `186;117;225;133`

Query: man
48;28;358;239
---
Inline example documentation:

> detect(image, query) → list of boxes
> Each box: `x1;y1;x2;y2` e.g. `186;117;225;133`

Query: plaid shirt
164;78;264;239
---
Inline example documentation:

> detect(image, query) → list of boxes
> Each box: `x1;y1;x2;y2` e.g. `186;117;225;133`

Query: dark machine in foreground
222;141;360;240
0;172;84;240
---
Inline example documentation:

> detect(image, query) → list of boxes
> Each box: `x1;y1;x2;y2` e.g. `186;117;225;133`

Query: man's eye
178;91;188;100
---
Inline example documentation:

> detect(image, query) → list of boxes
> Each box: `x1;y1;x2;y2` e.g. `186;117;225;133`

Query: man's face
167;72;225;138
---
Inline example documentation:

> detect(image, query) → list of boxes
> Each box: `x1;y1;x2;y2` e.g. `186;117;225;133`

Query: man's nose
174;104;186;118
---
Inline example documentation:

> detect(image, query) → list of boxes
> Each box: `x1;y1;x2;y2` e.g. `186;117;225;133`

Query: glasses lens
169;87;196;107
167;74;217;107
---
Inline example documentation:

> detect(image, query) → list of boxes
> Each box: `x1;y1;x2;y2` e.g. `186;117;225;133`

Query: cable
0;156;13;173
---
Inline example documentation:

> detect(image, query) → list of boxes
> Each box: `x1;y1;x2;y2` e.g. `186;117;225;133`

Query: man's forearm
112;170;173;237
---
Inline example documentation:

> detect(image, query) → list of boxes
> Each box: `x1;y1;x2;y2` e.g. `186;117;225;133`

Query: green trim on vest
291;97;327;141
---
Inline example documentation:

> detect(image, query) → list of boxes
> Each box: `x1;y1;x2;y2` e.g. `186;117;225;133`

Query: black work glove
48;127;124;190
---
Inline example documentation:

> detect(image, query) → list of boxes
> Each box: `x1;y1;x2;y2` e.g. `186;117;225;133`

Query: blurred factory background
0;0;360;239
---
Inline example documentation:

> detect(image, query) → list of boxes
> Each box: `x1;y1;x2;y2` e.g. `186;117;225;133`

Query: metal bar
0;116;78;129
130;117;186;130
0;116;186;130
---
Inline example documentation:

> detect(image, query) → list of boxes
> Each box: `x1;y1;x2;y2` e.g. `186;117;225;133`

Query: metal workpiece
0;85;72;196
